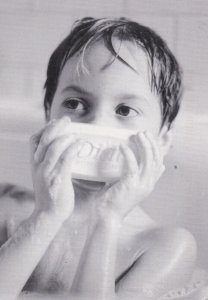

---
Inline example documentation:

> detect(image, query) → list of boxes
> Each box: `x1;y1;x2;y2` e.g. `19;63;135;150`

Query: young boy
0;17;197;300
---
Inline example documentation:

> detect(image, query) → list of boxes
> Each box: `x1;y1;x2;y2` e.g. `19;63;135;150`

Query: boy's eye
116;105;138;117
63;98;88;111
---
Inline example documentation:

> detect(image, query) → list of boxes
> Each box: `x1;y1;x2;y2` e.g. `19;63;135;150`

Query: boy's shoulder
138;225;197;263
144;225;197;249
122;208;196;258
117;226;197;297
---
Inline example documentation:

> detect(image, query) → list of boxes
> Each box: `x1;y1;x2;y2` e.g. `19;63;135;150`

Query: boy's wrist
32;204;70;225
95;208;123;229
30;208;66;237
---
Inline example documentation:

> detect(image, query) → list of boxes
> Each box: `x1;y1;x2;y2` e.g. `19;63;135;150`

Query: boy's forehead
60;40;150;83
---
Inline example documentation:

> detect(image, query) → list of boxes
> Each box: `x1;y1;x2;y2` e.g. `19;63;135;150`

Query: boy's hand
96;131;165;222
30;116;79;222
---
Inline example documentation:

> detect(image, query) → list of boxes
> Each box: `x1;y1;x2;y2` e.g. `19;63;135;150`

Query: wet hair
44;17;183;128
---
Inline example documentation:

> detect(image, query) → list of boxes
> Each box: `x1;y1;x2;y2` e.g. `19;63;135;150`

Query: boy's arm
0;117;80;300
0;210;65;300
70;134;161;299
70;134;196;300
71;212;121;299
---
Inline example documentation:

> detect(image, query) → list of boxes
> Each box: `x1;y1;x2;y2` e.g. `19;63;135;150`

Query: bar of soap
67;123;137;182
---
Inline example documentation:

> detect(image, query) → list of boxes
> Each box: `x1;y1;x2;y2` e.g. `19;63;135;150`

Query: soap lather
68;123;137;183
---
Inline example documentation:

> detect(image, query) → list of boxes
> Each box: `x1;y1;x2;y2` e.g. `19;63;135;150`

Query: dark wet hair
44;17;183;128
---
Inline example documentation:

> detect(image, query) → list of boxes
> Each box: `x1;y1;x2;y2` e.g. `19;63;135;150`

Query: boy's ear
158;124;174;157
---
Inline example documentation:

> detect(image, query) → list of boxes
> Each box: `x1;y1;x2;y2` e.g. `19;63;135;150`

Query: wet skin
0;40;197;300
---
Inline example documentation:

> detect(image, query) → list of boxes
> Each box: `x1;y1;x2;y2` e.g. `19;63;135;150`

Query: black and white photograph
0;1;208;299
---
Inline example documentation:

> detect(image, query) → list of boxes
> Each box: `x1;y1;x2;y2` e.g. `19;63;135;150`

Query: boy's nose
88;113;112;127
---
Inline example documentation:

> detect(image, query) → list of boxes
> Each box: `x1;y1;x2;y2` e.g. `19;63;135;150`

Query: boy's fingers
144;132;166;182
34;116;71;163
41;135;76;175
159;164;166;177
119;143;139;178
145;132;163;166
54;141;80;178
135;132;153;177
135;132;166;184
29;128;45;164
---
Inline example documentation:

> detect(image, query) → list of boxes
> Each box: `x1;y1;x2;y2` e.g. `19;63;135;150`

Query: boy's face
49;40;172;198
50;40;165;138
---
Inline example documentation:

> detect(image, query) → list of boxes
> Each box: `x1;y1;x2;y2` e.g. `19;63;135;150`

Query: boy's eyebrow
117;93;149;103
61;85;93;96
